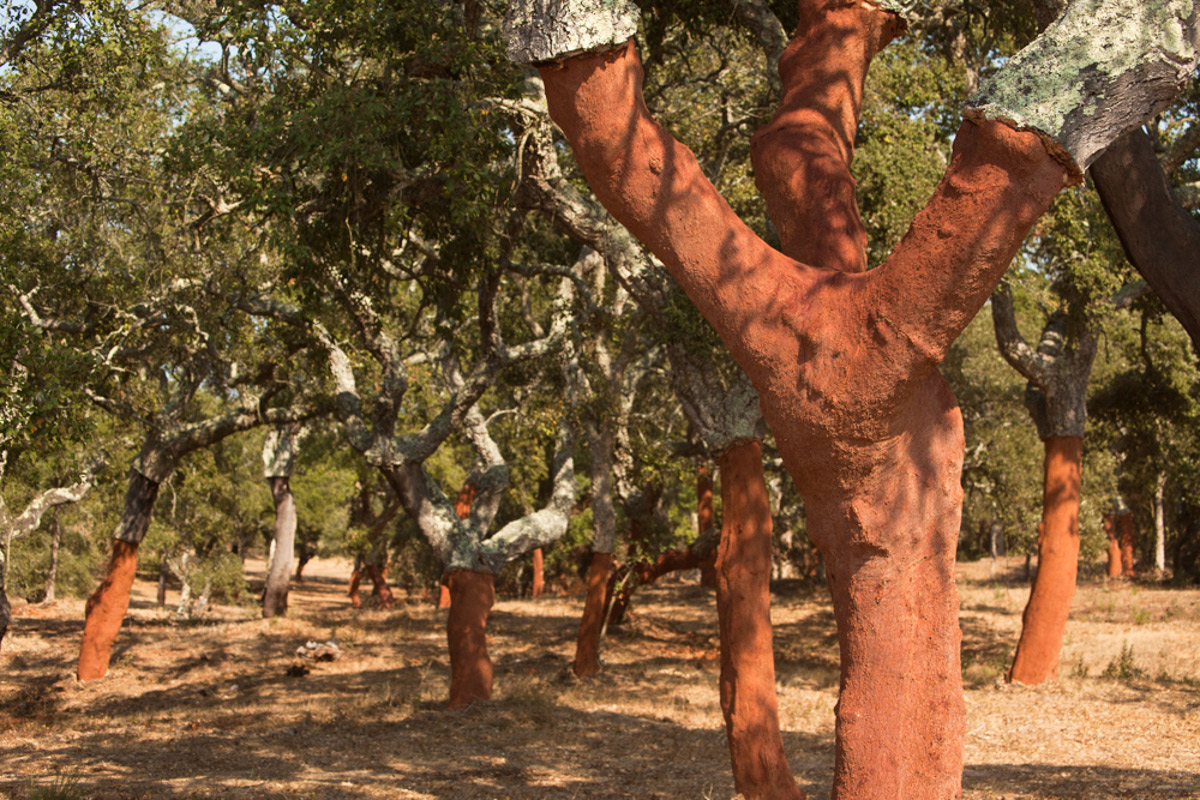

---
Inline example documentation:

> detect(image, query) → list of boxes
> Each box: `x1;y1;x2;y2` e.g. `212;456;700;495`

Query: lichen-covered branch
967;0;1200;174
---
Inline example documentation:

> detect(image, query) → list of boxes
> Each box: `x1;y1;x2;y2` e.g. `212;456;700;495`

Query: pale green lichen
504;0;639;65
968;0;1199;169
868;0;923;21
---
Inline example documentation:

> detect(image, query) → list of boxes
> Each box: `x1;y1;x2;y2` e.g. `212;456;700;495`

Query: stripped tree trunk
78;470;158;681
1119;511;1138;576
1104;513;1123;578
573;551;614;677
531;547;545;598
1007;436;1083;683
446;569;496;709
697;466;718;587
715;440;801;800
504;0;1198;793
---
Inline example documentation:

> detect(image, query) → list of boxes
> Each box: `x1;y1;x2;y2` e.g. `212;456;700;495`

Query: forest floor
1;556;1199;800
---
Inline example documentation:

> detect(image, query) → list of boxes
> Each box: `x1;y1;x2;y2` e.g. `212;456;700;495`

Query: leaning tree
504;0;1200;797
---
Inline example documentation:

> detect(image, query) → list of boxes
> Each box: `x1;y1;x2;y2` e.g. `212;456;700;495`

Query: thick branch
1091;127;1200;353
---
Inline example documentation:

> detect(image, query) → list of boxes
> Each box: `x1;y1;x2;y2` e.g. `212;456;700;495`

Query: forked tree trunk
714;440;802;800
531;547;545;598
365;563;396;608
446;568;495;709
262;476;297;617
1104;513;1123;578
505;0;1192;794
573;551;614;677
77;471;159;682
1007;436;1083;684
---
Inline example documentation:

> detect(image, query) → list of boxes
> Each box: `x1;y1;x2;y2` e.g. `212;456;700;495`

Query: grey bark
504;0;639;64
43;507;60;604
991;292;1097;439
967;0;1200;174
1154;471;1168;573
262;423;307;618
1091;128;1200;354
113;470;162;545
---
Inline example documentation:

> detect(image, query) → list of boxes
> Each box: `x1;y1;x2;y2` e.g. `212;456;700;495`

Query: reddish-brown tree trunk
365;563;395;609
77;540;140;681
531;547;545;598
1104;513;1123;578
446;569;495;709
698;466;718;587
78;471;159;682
715;440;803;800
1007;436;1083;684
573;551;614;677
437;582;452;609
294;555;308;582
1118;511;1137;576
348;568;363;609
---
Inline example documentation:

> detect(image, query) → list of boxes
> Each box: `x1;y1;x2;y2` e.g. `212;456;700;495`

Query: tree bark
1104;513;1123;578
531;547;545;598
365;563;395;608
438;482;478;609
698;466;718;587
77;470;159;682
1154;471;1167;574
1119;510;1137;576
348;563;364;609
77;539;141;681
715;440;803;800
446;568;495;709
573;551;614;677
262;476;297;617
1007;436;1083;684
1091;128;1200;354
43;507;61;604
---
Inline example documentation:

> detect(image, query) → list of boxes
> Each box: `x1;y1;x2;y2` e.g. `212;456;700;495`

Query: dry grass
1;557;1198;800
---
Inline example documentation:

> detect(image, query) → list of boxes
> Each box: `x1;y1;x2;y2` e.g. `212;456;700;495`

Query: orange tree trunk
698;466;718;587
573;551;614;677
365;563;395;609
531;548;545;598
77;540;141;681
347;566;363;608
1104;513;1123;578
715;440;803;800
1118;511;1137;576
446;568;495;708
1007;436;1083;684
77;471;159;682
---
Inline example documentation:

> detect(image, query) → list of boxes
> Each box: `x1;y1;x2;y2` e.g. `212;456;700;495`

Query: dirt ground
1;556;1198;800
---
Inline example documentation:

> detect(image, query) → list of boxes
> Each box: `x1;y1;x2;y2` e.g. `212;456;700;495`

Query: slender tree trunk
531;547;545;598
1104;513;1123;578
1154;471;1167;575
262;476;297;617
43;507;61;604
348;563;363;609
573;551;614;677
1008;436;1083;684
78;471;159;682
156;556;169;607
715;440;803;800
446;568;495;709
294;552;309;582
698;466;718;587
1119;510;1137;576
